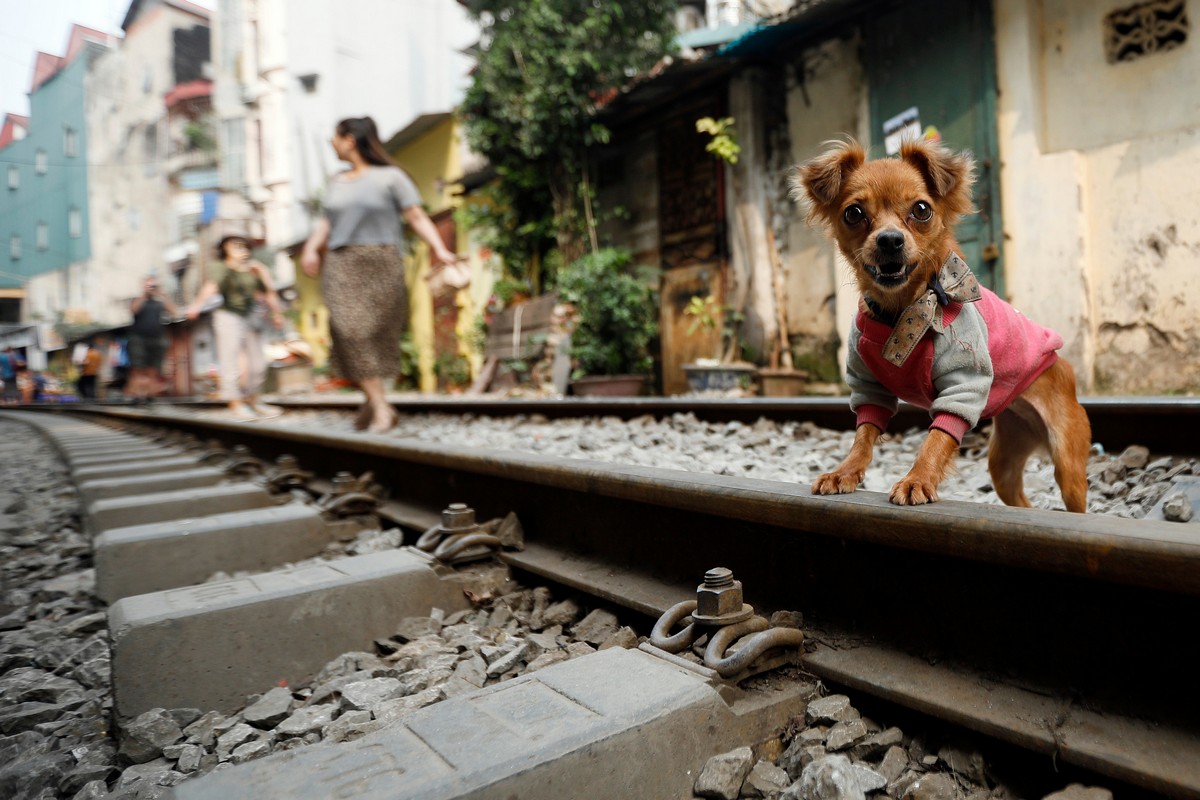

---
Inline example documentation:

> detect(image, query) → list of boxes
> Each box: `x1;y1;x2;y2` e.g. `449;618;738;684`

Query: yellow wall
293;267;331;368
390;116;479;393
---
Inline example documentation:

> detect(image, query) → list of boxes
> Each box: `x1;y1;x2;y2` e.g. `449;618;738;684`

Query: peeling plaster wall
1084;131;1200;392
781;35;863;381
727;70;777;361
995;0;1200;393
992;0;1093;381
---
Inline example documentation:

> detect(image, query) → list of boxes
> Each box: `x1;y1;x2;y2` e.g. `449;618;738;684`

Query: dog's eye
843;205;865;226
911;201;933;222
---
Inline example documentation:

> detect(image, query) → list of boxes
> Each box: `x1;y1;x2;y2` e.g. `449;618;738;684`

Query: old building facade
0;26;117;331
599;0;1200;395
85;0;213;328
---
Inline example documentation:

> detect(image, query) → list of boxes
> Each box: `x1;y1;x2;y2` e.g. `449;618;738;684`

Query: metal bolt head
696;569;743;618
275;454;299;469
441;503;477;532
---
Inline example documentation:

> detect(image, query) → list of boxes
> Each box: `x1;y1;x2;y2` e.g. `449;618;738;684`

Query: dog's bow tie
878;253;982;367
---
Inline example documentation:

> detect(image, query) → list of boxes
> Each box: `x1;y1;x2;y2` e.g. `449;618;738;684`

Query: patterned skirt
322;244;408;382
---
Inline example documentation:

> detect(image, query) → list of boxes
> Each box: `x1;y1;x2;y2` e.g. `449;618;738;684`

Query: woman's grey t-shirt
324;166;421;250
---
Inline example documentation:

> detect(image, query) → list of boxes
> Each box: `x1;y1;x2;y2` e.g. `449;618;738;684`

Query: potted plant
681;293;756;392
557;247;657;396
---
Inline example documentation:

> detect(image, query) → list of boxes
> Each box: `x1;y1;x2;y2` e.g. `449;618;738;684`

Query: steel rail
80;394;1200;455
50;407;1200;796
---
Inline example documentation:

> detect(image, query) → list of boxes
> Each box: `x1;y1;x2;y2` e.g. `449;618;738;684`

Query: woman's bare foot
353;404;372;431
228;401;256;421
365;405;397;434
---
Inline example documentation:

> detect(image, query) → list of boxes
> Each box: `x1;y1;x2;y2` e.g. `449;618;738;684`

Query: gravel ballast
240;407;1199;517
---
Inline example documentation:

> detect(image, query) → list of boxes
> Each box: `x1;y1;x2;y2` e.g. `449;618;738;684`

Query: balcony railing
167;147;218;176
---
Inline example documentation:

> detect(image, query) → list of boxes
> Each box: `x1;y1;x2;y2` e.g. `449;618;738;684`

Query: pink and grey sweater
847;287;1063;442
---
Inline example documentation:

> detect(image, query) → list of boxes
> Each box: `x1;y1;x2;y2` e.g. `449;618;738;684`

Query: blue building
0;26;116;323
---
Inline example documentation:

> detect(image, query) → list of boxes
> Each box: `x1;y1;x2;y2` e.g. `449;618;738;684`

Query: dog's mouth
866;261;912;287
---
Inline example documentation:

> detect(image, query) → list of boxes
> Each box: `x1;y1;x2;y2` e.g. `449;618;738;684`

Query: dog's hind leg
1051;409;1091;513
1008;359;1092;513
987;407;1042;508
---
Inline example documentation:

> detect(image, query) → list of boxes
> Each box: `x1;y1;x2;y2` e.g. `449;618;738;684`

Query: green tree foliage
460;0;677;286
557;247;658;377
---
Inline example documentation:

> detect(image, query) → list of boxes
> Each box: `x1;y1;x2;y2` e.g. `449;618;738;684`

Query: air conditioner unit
240;83;260;105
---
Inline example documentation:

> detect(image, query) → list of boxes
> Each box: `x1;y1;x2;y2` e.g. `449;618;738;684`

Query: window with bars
69;208;82;239
9;235;20;261
36;222;48;251
1104;0;1189;63
64;126;78;157
7;166;18;190
35;150;47;175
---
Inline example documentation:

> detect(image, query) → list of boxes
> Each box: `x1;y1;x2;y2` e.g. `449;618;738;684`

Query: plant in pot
681;293;756;393
557;247;657;396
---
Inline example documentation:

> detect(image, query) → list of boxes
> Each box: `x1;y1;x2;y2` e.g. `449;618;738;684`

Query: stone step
70;447;189;468
77;467;227;505
108;548;479;720
73;455;205;481
167;646;808;800
66;443;176;457
94;504;358;603
87;483;276;534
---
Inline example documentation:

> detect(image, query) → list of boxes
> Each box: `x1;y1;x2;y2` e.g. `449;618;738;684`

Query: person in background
127;276;177;405
299;116;458;433
32;371;48;403
0;347;21;405
77;343;102;400
187;232;283;419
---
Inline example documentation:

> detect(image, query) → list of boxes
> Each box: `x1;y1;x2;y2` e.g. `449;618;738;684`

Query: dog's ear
791;139;866;225
900;139;976;219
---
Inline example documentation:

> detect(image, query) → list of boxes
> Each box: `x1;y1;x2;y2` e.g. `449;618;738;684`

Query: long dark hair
336;117;395;167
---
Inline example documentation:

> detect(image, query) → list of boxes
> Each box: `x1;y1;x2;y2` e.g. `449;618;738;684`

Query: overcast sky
0;0;212;119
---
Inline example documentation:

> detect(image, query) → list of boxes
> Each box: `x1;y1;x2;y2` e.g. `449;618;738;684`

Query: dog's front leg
813;423;881;495
890;429;958;505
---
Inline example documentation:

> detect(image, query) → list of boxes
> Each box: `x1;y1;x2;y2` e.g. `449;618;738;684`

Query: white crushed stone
238;408;1195;517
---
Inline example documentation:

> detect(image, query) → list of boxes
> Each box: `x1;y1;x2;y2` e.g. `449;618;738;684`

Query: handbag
426;261;470;296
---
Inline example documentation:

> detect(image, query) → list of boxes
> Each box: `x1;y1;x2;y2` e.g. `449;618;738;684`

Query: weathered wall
597;128;659;268
727;69;778;363
1082;130;1200;392
780;35;864;382
995;0;1200;393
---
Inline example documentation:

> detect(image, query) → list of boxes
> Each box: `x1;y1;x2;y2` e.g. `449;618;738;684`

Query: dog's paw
889;477;940;505
812;471;862;495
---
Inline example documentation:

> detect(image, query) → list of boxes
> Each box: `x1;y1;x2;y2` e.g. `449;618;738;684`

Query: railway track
8;401;1200;798
96;394;1200;455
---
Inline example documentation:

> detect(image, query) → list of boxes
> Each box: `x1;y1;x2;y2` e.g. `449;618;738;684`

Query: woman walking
187;233;283;419
300;116;457;433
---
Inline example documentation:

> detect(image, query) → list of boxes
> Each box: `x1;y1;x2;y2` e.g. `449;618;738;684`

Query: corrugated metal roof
716;0;865;58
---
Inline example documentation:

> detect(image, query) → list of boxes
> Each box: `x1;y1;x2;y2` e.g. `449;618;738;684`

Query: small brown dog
793;138;1090;511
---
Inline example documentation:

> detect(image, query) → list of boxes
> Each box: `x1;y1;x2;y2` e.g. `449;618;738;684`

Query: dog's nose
876;230;905;254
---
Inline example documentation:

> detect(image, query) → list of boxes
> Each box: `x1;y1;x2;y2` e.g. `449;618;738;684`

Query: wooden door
657;99;727;395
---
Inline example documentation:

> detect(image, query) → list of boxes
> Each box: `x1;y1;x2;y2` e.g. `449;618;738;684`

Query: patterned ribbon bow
880;252;982;367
